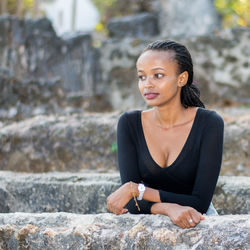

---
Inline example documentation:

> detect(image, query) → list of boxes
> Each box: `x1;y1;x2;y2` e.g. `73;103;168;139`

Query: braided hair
143;40;205;108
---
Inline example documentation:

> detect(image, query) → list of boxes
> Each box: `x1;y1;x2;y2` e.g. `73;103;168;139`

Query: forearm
151;202;169;215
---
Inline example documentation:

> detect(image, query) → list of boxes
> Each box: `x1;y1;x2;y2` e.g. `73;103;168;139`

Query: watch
137;183;146;200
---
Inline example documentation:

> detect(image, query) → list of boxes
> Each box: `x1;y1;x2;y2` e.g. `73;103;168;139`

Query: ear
177;71;188;87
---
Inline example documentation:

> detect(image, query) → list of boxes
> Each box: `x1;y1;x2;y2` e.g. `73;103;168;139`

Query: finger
189;210;200;224
187;217;196;227
121;208;128;214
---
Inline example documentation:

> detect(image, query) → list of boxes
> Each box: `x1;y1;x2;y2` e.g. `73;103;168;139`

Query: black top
117;108;224;214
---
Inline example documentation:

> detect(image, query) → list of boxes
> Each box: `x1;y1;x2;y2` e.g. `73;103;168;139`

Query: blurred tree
2;0;34;18
215;0;250;27
92;0;249;34
1;0;7;14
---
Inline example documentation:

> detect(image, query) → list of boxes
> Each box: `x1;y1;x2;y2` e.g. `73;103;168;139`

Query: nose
144;76;154;88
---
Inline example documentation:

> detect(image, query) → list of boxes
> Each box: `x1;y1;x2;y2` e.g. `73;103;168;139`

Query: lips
144;93;159;100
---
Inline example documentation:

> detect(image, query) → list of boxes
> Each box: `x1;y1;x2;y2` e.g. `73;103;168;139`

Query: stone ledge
0;108;249;175
0;213;249;249
0;172;249;215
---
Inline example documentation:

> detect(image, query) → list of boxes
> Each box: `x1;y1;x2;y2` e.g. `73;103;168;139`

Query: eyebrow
137;67;166;72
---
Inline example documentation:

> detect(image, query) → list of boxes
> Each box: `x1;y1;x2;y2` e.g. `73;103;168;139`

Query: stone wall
0;213;249;249
0;108;249;175
0;15;249;115
0;15;101;94
0;172;248;215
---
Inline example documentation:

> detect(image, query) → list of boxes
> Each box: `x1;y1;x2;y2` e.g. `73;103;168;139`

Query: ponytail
181;84;205;108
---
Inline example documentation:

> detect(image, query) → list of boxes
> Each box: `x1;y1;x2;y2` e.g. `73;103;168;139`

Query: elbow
191;199;210;214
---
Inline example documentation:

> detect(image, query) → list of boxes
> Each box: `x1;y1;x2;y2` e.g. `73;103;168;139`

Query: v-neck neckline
138;108;200;169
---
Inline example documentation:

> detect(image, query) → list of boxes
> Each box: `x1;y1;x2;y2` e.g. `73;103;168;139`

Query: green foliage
215;0;250;27
110;142;117;153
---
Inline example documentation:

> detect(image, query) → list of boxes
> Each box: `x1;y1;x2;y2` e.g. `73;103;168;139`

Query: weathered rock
0;213;249;249
214;176;250;215
100;27;250;109
0;15;100;94
0;108;249;175
0;172;248;215
159;0;221;38
0;113;118;172
0;68;111;122
107;13;159;39
220;107;250;176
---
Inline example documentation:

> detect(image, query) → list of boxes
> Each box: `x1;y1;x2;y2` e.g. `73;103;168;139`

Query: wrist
127;182;139;198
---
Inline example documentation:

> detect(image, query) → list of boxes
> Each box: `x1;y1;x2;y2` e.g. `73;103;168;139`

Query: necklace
154;118;194;130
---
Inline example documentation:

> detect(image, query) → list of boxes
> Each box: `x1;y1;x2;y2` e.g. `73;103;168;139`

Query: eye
138;75;146;81
154;73;164;79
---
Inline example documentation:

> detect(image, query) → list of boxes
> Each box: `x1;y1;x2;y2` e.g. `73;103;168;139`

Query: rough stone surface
0;108;249;175
100;28;250;109
0;172;248;215
107;13;159;39
0;68;111;122
159;0;221;38
0;113;118;172
0;15;101;94
221;107;250;176
0;213;249;249
213;176;250;215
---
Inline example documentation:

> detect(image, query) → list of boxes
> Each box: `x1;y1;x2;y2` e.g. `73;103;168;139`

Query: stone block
107;13;159;39
0;213;249;249
0;109;249;175
159;0;221;38
0;16;100;94
0;172;248;215
0;113;118;172
0;68;111;121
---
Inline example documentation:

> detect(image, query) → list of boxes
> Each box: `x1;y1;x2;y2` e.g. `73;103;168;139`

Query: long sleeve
158;111;224;213
117;112;154;214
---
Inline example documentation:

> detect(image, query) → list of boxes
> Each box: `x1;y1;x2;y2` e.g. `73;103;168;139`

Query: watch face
138;184;145;191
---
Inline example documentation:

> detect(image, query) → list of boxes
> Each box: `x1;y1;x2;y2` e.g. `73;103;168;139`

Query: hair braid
142;40;205;108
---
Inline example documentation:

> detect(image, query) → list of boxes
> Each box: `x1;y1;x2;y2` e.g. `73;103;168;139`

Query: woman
107;40;224;229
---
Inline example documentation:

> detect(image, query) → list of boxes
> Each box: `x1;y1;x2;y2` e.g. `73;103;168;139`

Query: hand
165;203;205;229
107;182;133;215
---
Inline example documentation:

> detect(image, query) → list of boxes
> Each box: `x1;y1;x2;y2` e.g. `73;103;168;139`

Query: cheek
138;82;144;92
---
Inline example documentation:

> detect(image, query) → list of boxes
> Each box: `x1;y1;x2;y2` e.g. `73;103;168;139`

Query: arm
108;112;155;214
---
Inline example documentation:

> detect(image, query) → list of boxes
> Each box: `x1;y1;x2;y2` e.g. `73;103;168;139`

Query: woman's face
136;50;186;107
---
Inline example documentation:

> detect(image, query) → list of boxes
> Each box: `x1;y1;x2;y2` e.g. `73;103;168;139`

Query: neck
152;103;186;129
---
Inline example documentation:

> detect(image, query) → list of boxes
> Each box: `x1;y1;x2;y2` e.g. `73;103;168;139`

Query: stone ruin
0;0;249;248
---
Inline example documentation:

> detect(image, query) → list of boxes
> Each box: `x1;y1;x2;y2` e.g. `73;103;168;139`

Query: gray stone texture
100;28;250;110
0;172;248;215
107;13;159;39
0;213;249;249
0;68;111;122
0;15;101;94
159;0;221;38
214;176;249;215
0;108;249;175
0;113;118;172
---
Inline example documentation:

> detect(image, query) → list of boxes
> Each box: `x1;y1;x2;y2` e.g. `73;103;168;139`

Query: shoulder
118;110;141;124
198;108;224;128
117;110;141;129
